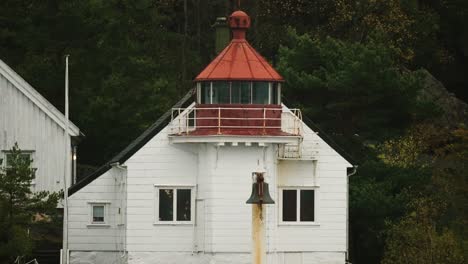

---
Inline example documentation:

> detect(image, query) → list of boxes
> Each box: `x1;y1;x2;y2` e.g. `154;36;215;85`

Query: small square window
280;188;316;223
88;203;109;226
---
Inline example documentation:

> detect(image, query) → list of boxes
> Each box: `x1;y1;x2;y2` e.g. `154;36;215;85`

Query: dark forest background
0;0;467;263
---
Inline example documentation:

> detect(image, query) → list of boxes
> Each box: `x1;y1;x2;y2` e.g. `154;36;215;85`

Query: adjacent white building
0;58;80;193
67;10;354;264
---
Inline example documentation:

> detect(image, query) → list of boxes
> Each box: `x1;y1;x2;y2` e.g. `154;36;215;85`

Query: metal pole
62;55;70;264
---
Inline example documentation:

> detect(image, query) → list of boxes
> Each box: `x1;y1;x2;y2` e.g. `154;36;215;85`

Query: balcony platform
169;103;303;144
168;133;301;144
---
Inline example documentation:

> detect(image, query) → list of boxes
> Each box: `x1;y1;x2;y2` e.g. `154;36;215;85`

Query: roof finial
237;0;241;9
229;10;250;39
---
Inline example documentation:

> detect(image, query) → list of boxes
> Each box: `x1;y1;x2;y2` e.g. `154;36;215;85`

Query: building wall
271;124;349;253
0;72;74;192
124;127;198;252
68;167;126;253
68;105;350;264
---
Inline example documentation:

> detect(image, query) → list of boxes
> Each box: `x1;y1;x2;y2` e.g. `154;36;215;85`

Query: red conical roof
195;11;284;82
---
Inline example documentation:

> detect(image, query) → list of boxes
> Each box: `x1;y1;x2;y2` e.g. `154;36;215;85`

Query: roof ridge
245;42;278;80
0;58;81;135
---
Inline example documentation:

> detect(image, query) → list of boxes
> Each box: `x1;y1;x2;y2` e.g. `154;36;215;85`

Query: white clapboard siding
125;127;198;252
0;61;79;193
68;104;350;264
68;167;126;252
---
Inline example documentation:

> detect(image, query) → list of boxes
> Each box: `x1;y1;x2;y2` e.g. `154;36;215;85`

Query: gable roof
0;59;80;136
68;89;196;196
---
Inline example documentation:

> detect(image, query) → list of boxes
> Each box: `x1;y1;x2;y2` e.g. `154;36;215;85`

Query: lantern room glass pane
231;82;251;104
159;189;173;221
272;82;280;104
300;190;315;221
200;82;211;104
282;190;297;221
212;82;230;104
252;82;269;104
176;189;191;221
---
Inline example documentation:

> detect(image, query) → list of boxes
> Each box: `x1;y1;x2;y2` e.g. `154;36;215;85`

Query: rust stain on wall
252;204;265;264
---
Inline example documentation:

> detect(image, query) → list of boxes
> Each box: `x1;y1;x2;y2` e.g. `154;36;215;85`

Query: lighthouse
170;10;301;139
66;8;352;264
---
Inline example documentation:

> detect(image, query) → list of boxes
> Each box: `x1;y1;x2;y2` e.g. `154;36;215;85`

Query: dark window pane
93;205;104;222
200;82;211;104
6;153;31;167
212;82;230;104
282;190;297;221
300;190;315;221
231;82;251;104
176;189;191;221
159;189;173;221
252;82;269;104
272;83;280;104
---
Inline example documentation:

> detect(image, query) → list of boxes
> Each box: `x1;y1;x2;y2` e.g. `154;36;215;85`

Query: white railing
170;106;303;136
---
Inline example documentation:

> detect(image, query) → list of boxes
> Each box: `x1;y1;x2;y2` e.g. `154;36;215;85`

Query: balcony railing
170;106;303;136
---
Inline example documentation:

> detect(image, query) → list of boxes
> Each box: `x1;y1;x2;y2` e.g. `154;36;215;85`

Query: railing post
178;108;181;134
218;107;221;134
263;108;266;135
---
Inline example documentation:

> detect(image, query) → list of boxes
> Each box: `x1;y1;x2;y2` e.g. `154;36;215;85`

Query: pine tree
0;143;61;262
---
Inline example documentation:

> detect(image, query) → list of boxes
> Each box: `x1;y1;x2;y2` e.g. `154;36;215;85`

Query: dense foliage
0;144;61;263
0;0;467;263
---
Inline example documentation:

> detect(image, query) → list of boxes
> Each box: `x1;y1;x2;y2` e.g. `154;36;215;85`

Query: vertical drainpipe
214;17;230;55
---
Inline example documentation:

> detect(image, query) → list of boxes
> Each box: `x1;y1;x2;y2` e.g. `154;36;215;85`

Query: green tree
382;198;464;264
277;30;430;146
0;143;61;263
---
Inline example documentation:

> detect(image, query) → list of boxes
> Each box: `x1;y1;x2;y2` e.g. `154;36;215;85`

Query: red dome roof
195;10;283;82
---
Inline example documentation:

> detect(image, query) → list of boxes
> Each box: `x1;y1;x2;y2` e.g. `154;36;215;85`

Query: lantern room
170;10;302;139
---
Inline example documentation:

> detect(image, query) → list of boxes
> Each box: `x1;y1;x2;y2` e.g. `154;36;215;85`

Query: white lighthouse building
66;10;353;264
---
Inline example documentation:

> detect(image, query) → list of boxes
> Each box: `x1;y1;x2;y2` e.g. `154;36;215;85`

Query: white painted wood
67;104;350;263
0;61;80;193
68;167;126;252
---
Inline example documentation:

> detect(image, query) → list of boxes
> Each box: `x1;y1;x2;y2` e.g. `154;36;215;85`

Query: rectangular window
156;187;193;223
159;189;174;221
92;205;105;223
231;82;251;104
88;202;110;226
282;190;297;221
212;82;230;104
2;151;36;184
280;188;316;223
252;82;270;104
3;152;32;168
200;82;211;104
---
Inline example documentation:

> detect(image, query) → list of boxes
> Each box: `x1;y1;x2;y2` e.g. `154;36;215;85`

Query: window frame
87;201;111;227
1;150;36;185
154;185;195;225
196;81;281;105
278;187;319;225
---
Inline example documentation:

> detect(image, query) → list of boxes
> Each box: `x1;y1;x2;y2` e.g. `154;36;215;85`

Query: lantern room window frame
196;81;281;105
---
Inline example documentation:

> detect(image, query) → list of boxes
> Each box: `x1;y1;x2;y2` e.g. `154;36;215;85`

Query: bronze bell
246;172;275;204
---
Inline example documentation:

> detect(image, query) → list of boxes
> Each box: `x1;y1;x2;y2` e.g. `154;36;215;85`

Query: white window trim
154;185;195;225
1;150;36;185
278;186;319;226
87;201;111;227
